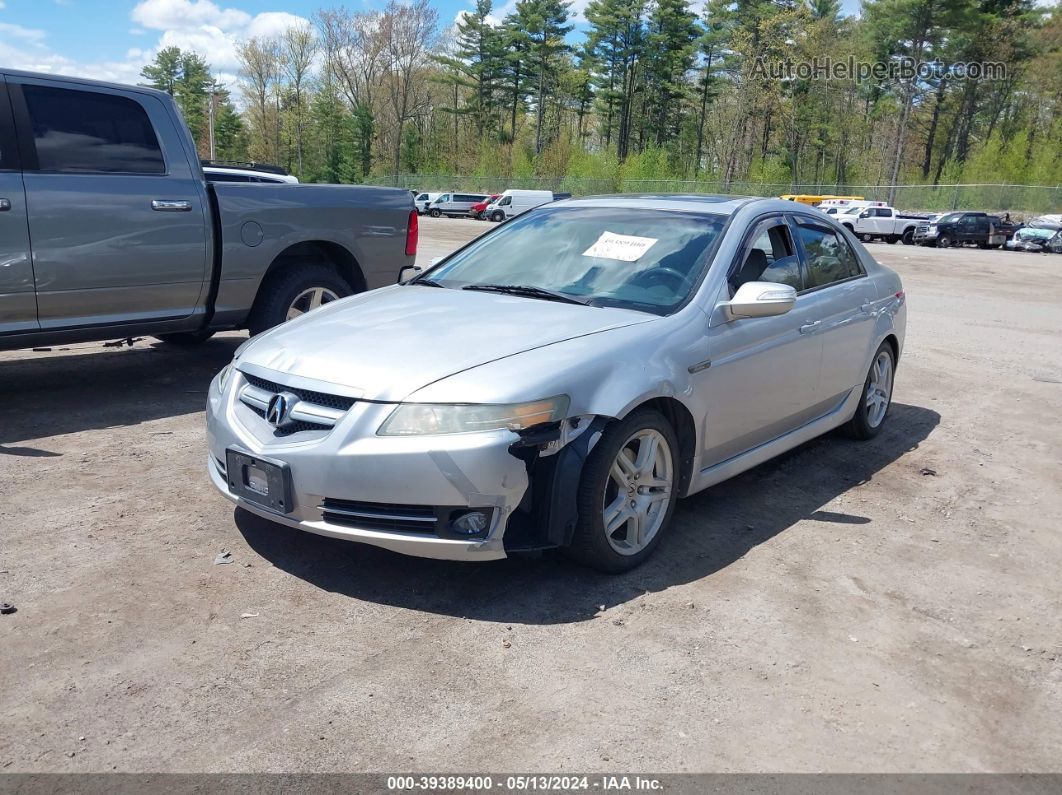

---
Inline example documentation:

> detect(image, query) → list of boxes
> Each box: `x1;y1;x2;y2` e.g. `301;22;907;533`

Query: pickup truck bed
0;69;415;351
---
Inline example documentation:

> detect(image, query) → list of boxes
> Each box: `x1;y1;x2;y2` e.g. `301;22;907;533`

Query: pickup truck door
0;77;37;334
9;77;210;330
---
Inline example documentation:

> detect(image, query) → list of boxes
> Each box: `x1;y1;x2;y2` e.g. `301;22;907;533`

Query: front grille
245;403;328;436
320;498;439;534
242;373;356;412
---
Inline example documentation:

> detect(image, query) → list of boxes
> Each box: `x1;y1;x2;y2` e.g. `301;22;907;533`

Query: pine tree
510;0;574;154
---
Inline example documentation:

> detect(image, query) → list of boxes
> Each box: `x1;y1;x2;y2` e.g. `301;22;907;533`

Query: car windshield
421;206;727;314
937;213;962;223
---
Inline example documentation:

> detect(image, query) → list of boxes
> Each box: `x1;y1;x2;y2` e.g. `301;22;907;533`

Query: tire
843;341;895;441
154;330;216;346
902;229;914;245
429;208;441;218
490;210;505;222
977;242;988;249
859;233;873;243
247;263;352;335
885;235;899;244
566;409;680;573
937;235;952;248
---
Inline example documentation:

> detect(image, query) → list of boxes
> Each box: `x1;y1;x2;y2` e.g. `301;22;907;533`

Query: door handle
799;320;821;334
0;198;10;212
151;199;192;212
860;301;874;315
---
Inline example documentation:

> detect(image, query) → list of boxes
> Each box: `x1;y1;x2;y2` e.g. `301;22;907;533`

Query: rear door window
21;84;165;174
794;221;864;289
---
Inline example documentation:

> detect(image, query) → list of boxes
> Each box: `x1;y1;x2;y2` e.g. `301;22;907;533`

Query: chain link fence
367;175;1061;215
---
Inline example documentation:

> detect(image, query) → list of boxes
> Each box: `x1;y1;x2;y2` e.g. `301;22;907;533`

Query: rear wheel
248;263;351;335
566;409;679;573
154;329;216;346
843;341;895;440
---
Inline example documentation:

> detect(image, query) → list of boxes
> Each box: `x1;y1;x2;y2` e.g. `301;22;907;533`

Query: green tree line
139;0;1061;196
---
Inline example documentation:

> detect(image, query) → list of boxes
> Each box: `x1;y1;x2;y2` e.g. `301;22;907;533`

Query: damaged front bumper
205;367;598;562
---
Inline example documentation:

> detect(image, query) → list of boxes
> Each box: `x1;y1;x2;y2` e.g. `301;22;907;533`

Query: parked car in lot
413;191;441;214
485;189;558;221
427;192;492;217
817;199;884;216
202;160;299;184
836;204;923;244
913;211;1005;248
470;194;500;219
1005;224;1062;253
207;195;905;572
0;69;416;350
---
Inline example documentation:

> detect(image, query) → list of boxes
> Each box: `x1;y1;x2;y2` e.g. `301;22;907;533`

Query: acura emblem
266;391;299;429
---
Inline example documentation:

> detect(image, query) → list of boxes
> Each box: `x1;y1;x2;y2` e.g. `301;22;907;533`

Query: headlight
378;396;569;436
216;363;234;393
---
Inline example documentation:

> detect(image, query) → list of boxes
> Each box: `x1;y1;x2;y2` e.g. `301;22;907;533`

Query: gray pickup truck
0;69;416;351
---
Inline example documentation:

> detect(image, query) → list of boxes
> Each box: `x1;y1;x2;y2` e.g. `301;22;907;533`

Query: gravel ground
1;217;1060;773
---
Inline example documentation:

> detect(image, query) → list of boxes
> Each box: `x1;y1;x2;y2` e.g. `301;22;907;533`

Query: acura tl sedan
206;195;905;572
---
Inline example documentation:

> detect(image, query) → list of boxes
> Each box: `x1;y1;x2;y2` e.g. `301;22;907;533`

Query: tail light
405;210;418;256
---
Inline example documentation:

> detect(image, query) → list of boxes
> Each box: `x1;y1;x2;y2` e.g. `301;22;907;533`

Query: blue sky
0;0;865;89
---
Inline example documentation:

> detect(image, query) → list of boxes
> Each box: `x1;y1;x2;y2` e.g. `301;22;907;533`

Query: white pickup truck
836;205;924;245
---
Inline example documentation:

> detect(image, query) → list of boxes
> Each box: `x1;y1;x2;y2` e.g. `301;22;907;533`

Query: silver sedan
206;196;906;572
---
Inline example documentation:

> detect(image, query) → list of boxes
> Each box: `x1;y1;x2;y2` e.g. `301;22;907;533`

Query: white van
413;192;441;214
818;199;886;216
427;192;491;218
485;189;556;221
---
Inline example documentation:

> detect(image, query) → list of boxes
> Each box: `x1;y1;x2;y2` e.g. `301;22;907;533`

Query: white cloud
0;1;312;90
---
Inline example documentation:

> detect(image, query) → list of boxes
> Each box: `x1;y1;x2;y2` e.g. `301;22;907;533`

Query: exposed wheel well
623;396;697;497
883;333;900;364
266;241;366;294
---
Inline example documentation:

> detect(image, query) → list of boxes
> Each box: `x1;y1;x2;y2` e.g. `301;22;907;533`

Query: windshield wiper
462;284;592;306
411;277;446;288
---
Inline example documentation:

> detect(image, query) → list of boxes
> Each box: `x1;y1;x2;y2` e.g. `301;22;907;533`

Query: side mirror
859;211;870;218
398;265;422;283
721;281;796;320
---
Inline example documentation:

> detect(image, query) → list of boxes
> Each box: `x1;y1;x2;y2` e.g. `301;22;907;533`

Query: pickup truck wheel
937;234;952;248
566;409;680;574
490;210;505;222
154;330;216;346
885;235;899;244
429;208;441;218
902;229;914;245
248;264;352;335
859;233;873;243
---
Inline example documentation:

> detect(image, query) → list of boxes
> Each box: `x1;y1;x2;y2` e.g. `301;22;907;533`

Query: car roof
1;67;170;100
555;194;808;217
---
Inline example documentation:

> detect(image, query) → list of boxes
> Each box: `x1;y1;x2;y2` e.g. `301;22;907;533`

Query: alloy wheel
866;350;894;428
602;429;674;556
286;287;339;321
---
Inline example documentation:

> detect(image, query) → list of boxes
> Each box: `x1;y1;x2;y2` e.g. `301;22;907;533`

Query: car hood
237;284;654;401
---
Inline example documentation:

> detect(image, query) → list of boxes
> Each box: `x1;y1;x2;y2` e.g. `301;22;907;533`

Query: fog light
452;510;489;536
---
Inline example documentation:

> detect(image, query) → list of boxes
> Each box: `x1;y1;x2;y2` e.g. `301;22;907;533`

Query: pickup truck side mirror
398;265;422;283
859;211;870;218
720;281;797;320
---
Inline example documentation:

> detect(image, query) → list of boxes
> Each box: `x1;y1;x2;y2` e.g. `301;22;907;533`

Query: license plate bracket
225;449;293;514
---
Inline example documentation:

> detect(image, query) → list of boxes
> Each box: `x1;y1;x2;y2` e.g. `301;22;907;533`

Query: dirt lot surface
2;217;1061;773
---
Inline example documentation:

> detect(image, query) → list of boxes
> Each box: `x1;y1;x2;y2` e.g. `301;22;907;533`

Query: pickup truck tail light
405;210;418;256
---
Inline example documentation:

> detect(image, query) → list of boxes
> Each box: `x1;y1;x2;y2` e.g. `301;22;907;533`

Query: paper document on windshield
582;231;658;262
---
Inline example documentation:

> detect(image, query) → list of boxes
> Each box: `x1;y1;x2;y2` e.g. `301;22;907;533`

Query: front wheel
429;208;441;218
248;263;351;335
859;233;873;243
566;409;680;573
937;235;952;248
885;235;899;244
843;341;895;440
902;229;914;245
490;210;505;222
